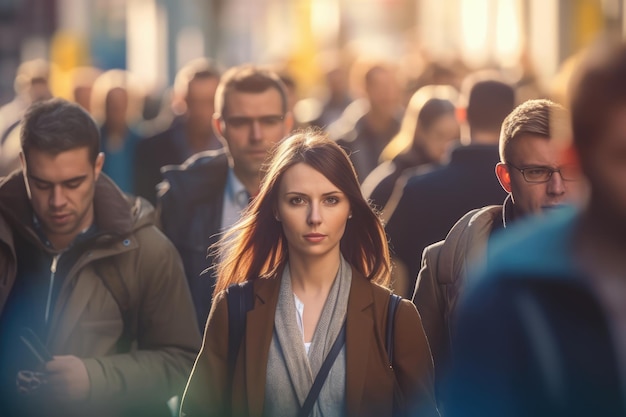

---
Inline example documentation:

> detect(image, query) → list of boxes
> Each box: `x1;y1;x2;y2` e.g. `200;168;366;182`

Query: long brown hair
212;129;391;295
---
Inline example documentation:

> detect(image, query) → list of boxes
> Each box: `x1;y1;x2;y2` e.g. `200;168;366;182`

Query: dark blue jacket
158;150;229;331
385;144;506;294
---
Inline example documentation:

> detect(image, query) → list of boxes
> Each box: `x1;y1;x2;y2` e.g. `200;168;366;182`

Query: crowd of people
0;37;625;417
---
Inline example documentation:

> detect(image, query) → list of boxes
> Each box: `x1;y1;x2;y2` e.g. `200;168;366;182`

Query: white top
294;293;311;355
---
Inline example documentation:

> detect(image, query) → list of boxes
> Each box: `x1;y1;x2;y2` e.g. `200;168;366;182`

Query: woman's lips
304;233;326;243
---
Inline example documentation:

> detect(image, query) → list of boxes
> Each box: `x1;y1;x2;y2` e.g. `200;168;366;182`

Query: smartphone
19;327;53;365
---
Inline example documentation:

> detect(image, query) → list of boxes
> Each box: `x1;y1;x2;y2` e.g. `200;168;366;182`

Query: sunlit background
0;0;623;104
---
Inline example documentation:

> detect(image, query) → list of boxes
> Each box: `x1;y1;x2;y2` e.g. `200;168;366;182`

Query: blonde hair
380;84;458;162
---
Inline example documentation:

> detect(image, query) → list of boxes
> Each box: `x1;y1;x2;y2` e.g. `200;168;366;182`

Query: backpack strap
92;258;135;352
386;293;402;366
225;281;255;411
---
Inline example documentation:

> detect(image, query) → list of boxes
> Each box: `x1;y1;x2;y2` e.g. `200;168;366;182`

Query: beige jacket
412;205;502;388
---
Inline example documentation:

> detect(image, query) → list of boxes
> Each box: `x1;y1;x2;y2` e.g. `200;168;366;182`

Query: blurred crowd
2;33;626;417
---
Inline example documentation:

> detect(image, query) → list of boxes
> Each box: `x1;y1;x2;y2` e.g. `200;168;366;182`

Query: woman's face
276;162;351;261
419;113;460;163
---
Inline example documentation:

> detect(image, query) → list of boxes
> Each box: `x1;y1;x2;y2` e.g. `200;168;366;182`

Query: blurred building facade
0;0;624;104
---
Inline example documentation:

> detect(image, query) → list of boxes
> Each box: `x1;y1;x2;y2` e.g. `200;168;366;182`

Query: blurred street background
0;0;623;111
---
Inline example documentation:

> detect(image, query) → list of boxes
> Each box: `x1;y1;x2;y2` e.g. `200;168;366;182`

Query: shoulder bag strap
298;321;347;417
387;293;402;366
227;281;254;376
226;281;255;411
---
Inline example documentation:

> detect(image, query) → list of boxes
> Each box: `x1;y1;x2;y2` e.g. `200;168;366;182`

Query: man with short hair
0;98;200;417
413;99;583;407
385;77;514;297
135;58;222;204
445;41;626;417
158;64;293;330
333;60;403;181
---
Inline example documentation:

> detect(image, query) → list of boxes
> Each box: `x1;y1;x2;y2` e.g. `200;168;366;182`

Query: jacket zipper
45;254;60;324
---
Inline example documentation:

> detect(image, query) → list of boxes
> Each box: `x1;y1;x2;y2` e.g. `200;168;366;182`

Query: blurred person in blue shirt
90;69;144;194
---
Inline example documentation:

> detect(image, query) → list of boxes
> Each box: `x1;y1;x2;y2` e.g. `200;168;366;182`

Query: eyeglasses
223;115;285;129
507;163;580;183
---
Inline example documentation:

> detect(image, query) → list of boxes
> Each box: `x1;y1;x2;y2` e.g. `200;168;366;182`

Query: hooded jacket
0;171;201;417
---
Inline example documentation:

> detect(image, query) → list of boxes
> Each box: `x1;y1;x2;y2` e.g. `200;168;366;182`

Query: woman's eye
325;196;339;205
290;197;305;205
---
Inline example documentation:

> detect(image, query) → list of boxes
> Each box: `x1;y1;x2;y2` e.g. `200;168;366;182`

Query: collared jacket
0;171;201;417
157;149;229;330
413;203;505;388
181;267;439;417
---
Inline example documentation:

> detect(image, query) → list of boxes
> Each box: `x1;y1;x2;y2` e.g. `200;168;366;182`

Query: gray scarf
264;256;352;417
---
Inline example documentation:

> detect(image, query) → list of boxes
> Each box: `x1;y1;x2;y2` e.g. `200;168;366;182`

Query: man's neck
185;123;212;153
232;167;260;197
364;110;395;136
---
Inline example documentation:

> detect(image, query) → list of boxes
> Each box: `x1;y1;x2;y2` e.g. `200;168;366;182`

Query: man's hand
43;355;90;402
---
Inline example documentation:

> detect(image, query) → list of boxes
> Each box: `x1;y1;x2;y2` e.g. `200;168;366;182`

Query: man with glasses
445;41;626;417
412;99;583;408
157;65;293;331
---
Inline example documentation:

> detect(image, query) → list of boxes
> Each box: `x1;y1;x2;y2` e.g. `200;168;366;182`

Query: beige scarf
264;256;352;417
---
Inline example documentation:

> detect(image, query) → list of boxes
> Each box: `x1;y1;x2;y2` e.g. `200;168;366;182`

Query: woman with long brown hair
181;130;437;417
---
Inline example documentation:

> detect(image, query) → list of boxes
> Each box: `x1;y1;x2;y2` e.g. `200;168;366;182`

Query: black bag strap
226;281;255;411
298;321;347;417
93;258;135;352
386;293;402;366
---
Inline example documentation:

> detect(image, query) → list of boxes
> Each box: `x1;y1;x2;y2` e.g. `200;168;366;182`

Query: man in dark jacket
384;76;514;297
158;65;293;331
0;98;200;417
446;40;626;417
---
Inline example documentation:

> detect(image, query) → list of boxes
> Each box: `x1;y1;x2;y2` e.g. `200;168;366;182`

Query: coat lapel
345;269;375;416
245;277;281;416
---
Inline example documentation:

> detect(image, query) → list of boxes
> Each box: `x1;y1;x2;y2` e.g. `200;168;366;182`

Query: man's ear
495;163;512;193
213;114;225;139
19;151;26;171
283;111;295;133
94;152;105;180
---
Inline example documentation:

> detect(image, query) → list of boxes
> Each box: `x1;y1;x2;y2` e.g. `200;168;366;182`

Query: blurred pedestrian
134;58;222;204
0;59;52;176
333;60;403;182
385;74;513;297
362;84;460;213
90;69;144;194
180;130;438;417
158;65;293;331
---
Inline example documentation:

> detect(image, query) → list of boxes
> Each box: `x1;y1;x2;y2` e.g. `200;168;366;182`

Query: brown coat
181;267;439;417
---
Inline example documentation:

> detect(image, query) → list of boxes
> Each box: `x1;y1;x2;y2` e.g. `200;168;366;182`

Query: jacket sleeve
180;289;230;417
394;298;440;417
82;227;202;408
412;241;449;389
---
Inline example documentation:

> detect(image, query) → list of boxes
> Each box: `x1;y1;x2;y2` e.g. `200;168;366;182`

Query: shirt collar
226;167;250;209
